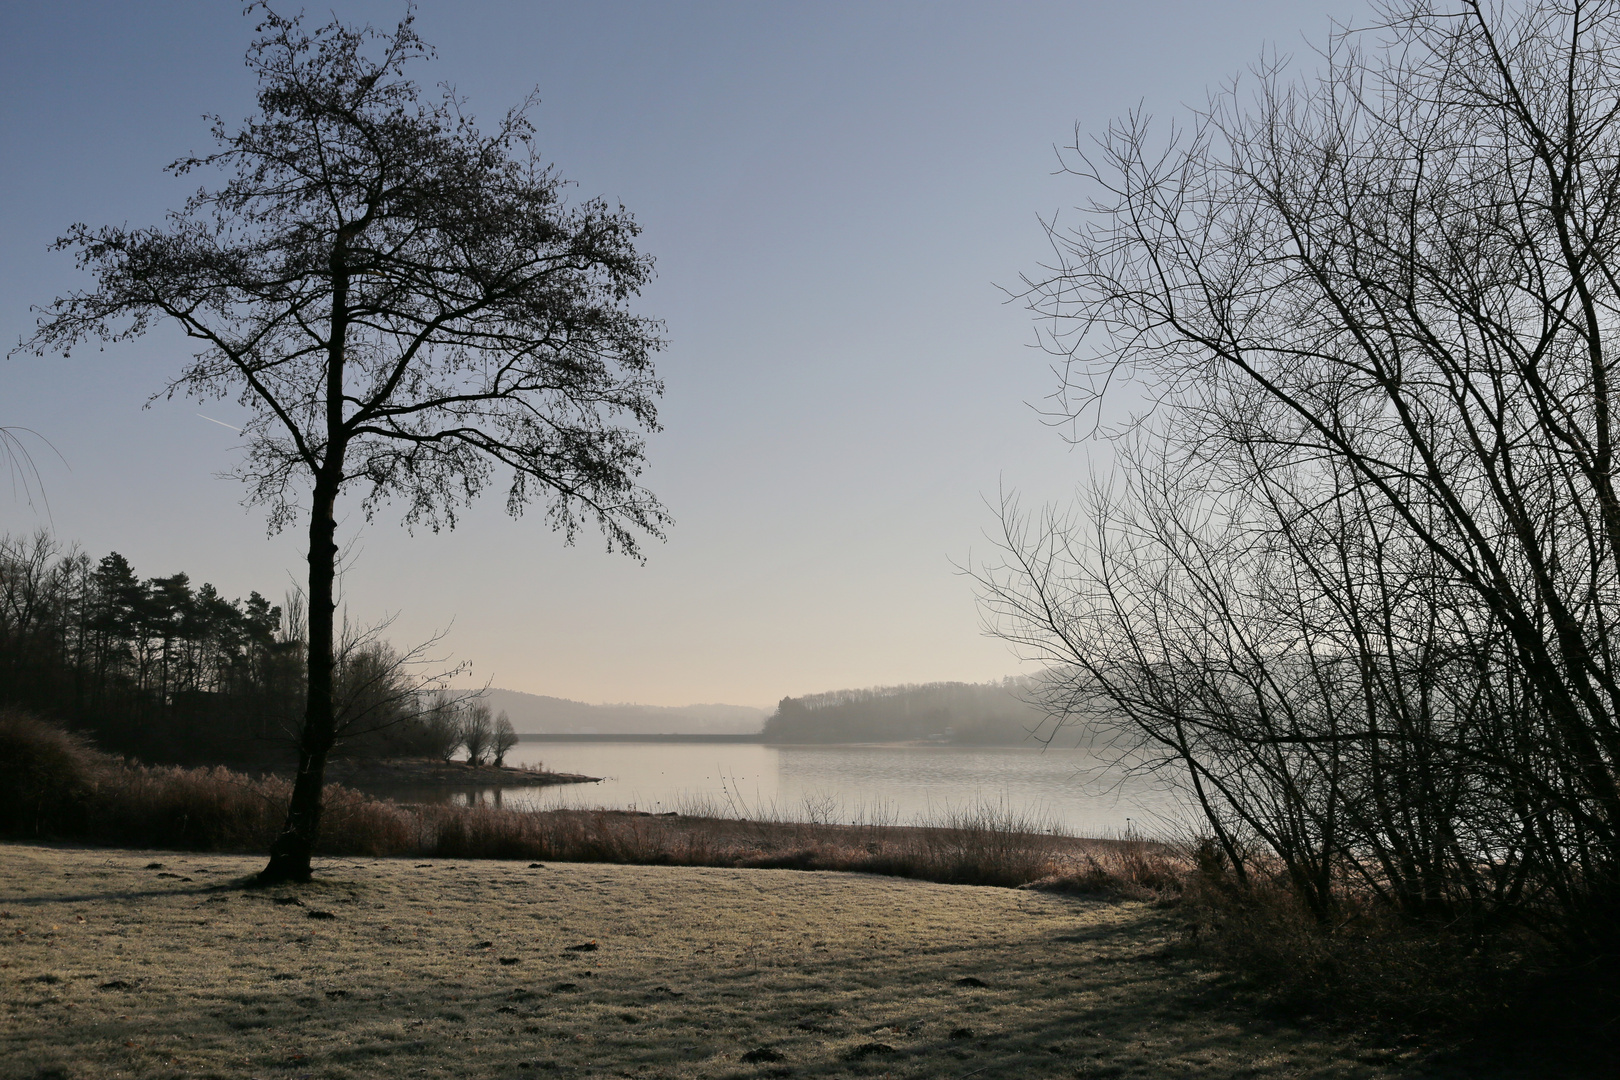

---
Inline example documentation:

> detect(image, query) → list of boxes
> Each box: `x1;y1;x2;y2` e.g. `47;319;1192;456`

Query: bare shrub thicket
980;0;1620;967
417;689;465;762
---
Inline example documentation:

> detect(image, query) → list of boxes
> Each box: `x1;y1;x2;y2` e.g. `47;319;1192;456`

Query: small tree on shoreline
460;701;494;767
18;5;668;883
491;710;518;767
420;690;465;764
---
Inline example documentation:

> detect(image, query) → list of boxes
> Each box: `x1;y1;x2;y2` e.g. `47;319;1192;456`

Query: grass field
1;843;1478;1080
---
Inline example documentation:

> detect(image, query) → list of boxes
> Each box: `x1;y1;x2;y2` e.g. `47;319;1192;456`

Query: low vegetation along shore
0;708;1174;890
325;758;601;790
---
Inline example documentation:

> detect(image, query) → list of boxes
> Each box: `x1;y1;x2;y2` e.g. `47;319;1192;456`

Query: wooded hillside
483;688;768;736
762;679;1049;745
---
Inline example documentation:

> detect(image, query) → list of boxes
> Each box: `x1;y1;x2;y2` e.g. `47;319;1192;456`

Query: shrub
0;708;105;837
1168;855;1620;1072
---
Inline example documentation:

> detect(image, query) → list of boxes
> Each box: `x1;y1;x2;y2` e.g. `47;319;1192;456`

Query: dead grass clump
418;804;1076;888
426;803;552;860
86;764;420;855
886;803;1064;887
424;804;717;864
1023;837;1188;900
312;783;418;856
0;716;416;856
716;801;1067;886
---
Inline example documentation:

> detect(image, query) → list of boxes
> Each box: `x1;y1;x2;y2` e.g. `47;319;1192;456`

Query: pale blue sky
1;1;1370;705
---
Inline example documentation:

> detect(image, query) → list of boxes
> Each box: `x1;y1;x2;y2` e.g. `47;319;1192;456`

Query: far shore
517;732;765;743
514;733;1055;747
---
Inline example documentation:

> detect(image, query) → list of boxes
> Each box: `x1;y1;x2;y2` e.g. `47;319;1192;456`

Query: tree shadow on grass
3;870;369;907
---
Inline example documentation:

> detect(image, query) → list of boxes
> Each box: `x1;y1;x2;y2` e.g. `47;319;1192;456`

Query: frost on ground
4;844;1415;1079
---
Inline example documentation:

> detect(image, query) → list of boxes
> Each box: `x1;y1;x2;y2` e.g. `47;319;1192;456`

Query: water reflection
364;741;1190;838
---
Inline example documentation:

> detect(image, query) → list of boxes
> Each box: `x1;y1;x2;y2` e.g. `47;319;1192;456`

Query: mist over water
431;741;1191;838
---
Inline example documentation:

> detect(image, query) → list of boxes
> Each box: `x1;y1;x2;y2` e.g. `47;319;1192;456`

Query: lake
397;740;1193;839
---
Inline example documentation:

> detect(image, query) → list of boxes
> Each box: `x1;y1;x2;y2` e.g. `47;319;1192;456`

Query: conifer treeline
0;531;442;767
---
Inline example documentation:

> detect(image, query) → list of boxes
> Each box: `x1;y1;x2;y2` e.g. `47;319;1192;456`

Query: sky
0;1;1372;707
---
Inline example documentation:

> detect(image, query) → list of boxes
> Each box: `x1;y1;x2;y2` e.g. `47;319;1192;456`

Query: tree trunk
255;475;340;885
256;236;352;886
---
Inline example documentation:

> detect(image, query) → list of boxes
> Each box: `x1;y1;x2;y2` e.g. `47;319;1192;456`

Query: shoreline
515;733;1056;748
325;757;601;789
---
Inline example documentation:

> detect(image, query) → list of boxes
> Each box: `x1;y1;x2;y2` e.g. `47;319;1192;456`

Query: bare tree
984;0;1620;943
491;710;518;767
17;6;668;883
418;689;464;763
460;701;494;767
325;610;465;759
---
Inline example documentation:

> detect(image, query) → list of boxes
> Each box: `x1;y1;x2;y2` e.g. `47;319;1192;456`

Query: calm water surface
412;741;1190;838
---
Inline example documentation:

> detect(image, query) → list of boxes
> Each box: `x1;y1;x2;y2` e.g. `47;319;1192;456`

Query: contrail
197;413;241;432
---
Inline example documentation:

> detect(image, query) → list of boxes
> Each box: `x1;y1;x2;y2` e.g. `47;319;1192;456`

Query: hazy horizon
1;1;1372;706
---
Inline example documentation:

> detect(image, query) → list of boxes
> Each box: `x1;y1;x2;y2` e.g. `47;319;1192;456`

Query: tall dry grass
87;766;418;855
421;798;1125;890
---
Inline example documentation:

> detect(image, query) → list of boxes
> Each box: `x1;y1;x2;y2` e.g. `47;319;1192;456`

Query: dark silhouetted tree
418;689;464;763
19;6;668;882
491;710;518;767
460;701;494;767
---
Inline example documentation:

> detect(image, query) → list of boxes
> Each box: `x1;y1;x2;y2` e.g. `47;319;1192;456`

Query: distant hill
761;678;1055;746
483;689;770;736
